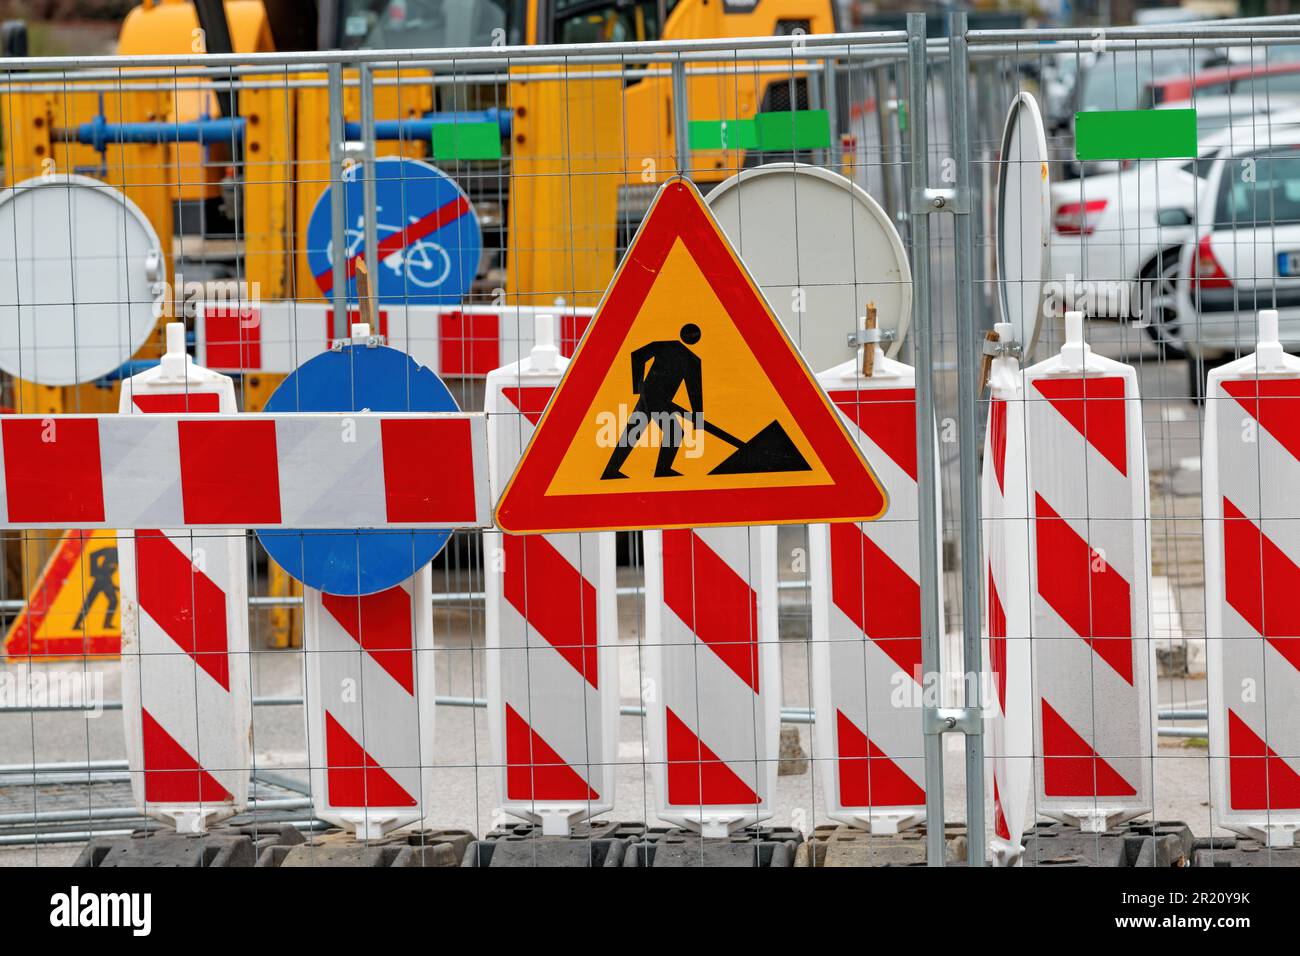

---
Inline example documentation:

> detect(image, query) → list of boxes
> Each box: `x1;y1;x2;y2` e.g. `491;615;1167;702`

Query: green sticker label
1075;109;1197;161
687;110;831;152
430;122;502;161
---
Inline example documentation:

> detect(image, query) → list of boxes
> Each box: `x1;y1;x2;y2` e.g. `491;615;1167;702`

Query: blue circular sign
306;156;481;306
255;345;459;596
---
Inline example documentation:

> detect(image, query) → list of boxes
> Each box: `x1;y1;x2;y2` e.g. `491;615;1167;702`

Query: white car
1174;116;1300;387
1048;103;1300;354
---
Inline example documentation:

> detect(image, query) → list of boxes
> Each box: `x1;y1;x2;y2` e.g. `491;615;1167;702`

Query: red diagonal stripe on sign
662;530;759;692
989;397;1008;494
993;777;1011;841
505;703;598;801
324;710;417;808
665;707;759;806
315;194;471;293
1032;376;1128;476
1034;494;1134;684
1222;377;1300;462
835;709;924;808
1223;497;1300;671
321;586;415;695
136;530;231;691
988;564;1007;713
503;534;598;688
502;385;554;427
141;708;232;804
1041;698;1137;797
830;522;922;681
827;387;917;481
1228;708;1300;811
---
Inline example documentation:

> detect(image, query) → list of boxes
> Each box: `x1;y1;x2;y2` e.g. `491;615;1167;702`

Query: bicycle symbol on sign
326;207;453;291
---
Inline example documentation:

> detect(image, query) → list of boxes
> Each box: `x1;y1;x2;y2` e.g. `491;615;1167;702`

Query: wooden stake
978;327;999;397
355;257;376;333
862;302;878;378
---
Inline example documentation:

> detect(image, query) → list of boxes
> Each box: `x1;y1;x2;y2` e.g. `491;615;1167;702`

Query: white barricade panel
1023;317;1154;831
484;326;619;835
810;350;935;832
1205;313;1300;845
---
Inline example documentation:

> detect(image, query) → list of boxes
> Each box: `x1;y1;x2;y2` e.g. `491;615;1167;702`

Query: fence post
327;62;348;318
947;9;987;868
905;11;948;868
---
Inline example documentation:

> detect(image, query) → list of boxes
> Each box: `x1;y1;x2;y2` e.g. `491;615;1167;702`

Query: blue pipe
70;108;510;154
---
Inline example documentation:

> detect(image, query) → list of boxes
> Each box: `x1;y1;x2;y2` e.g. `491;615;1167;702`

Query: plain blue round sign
306;156;481;306
255;345;458;596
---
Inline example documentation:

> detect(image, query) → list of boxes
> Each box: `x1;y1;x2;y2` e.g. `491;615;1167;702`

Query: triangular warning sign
4;529;121;659
495;178;886;533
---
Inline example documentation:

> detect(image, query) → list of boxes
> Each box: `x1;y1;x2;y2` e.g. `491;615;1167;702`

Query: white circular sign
0;175;163;386
708;163;911;372
996;93;1051;353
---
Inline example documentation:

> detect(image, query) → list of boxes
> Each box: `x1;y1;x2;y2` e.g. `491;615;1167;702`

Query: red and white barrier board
196;301;594;378
303;568;436;838
809;348;939;832
484;319;619;834
981;322;1034;864
1024;313;1153;832
1205;311;1300;847
644;525;781;836
118;324;251;833
0;412;490;529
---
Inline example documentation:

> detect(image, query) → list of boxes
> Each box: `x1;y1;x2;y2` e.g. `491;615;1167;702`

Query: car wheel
1140;249;1188;360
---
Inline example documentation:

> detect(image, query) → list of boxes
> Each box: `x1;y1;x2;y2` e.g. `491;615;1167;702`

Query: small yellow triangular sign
495;178;886;533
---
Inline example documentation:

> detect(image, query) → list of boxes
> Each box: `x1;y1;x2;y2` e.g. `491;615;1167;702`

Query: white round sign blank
0;175;163;386
708;163;912;372
996;93;1051;353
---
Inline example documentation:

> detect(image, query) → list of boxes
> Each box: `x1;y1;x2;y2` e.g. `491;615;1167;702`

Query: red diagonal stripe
1228;708;1300;810
827;387;917;481
835;709;925;808
141;708;232;804
1222;377;1300;462
665;707;759;806
1032;376;1128;476
502;385;554;427
1041;698;1137;797
503;534;598;688
1223;497;1300;671
505;703;598;801
324;710;417;808
988;564;1007;713
1034;494;1134;684
829;522;922;681
662;530;759;692
315;195;471;293
989;397;1008;494
136;530;230;691
321;585;415;695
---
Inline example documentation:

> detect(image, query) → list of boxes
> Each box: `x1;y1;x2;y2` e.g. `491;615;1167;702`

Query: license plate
1279;251;1300;277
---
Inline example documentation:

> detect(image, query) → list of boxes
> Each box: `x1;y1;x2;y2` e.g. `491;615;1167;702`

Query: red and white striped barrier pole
809;336;939;833
644;525;781;837
1024;311;1154;832
0;411;491;529
303;567;437;839
981;321;1034;865
117;323;251;833
1205;310;1300;847
484;313;619;835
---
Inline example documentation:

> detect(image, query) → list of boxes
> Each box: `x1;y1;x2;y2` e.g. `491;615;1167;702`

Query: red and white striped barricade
196;300;594;379
644;525;781;836
484;316;619;835
1023;311;1154;832
0;412;491;530
302;567;436;838
981;321;1035;864
809;344;940;833
117;323;251;833
1205;310;1300;847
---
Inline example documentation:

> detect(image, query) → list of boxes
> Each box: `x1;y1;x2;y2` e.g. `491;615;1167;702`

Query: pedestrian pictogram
4;529;121;659
495;178;886;534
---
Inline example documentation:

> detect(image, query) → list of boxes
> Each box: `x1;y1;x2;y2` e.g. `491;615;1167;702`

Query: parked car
1173;119;1300;394
1048;107;1300;360
1144;60;1300;108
